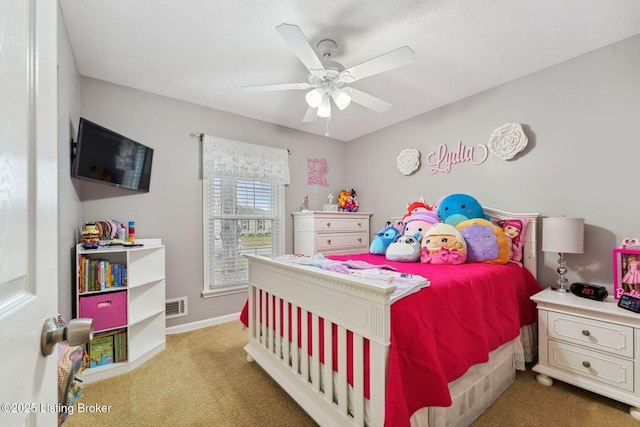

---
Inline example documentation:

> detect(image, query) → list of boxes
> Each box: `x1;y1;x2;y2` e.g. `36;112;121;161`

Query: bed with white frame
243;207;540;427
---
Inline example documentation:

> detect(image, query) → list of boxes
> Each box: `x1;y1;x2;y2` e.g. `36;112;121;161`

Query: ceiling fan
241;23;416;122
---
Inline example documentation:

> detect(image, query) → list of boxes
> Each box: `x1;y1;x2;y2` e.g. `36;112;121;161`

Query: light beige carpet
65;321;638;427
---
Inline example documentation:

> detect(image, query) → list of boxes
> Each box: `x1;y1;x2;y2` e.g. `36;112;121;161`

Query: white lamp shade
317;95;331;118
305;88;325;108
331;88;351;110
542;217;584;254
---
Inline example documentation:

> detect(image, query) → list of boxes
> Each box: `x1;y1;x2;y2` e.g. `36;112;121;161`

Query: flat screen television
72;118;153;192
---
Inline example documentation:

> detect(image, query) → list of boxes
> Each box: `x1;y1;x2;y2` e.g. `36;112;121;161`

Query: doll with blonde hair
623;254;640;292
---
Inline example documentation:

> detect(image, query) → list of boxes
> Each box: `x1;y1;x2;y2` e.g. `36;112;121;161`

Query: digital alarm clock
569;283;608;301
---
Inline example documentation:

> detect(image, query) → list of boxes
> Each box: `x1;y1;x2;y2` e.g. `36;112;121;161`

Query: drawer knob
326;222;331;227
327;239;331;245
358;238;362;243
357;222;362;227
582;361;591;368
581;330;590;337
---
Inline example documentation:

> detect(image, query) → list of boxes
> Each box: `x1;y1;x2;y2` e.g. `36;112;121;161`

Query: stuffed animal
456;218;511;264
402;197;431;222
437;193;489;227
369;222;402;255
420;223;467;264
402;210;441;241
386;234;422;262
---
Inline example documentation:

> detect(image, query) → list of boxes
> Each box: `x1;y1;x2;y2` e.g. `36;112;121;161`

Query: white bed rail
244;255;395;427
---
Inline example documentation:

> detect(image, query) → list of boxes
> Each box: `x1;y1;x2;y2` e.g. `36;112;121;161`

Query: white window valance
202;135;290;185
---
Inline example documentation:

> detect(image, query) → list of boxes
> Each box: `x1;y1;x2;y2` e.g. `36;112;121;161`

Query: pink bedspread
240;253;541;427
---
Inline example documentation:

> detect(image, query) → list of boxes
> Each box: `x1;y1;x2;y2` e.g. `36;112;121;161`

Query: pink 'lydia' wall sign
426;141;488;174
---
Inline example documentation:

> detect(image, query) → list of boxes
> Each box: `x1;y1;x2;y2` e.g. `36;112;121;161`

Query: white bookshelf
75;238;166;383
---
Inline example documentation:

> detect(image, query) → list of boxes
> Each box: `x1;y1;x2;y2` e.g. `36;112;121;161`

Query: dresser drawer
547;312;634;358
292;211;372;256
548;340;634;392
317;232;368;252
316;217;368;233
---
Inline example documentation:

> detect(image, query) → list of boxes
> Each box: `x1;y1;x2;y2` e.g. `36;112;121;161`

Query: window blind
202;136;288;292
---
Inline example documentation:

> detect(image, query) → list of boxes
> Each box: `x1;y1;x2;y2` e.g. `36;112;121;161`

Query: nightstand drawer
317;233;368;252
548;312;634;358
316;218;368;233
548;340;634;392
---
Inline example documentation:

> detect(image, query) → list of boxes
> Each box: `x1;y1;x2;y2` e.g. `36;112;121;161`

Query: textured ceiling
59;0;640;142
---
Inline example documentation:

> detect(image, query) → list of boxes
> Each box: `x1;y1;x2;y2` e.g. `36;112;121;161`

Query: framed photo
613;248;640;299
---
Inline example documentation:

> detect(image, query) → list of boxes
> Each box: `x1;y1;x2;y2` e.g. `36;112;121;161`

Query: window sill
201;284;248;299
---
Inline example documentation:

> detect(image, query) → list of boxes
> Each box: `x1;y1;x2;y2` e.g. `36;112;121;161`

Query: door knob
41;317;94;356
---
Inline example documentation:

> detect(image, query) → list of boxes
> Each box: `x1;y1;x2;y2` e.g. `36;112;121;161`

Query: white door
0;0;59;425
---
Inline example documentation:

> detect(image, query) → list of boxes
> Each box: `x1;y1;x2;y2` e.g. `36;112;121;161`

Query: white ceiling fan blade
276;23;326;76
339;46;416;83
346;88;392;113
241;82;310;93
302;106;317;122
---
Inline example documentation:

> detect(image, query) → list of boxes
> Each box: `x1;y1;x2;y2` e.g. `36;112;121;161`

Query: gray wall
57;6;83;321
57;25;640;326
77;79;347;327
346;34;640;292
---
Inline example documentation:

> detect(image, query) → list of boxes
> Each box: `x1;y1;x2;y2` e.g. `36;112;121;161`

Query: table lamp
542;217;584;292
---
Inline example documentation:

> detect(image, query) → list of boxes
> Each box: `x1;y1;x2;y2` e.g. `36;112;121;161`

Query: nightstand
292;211;372;255
531;288;640;419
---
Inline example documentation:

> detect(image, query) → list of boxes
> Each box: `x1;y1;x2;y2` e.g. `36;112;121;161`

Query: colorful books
78;255;127;292
88;328;128;368
88;334;114;368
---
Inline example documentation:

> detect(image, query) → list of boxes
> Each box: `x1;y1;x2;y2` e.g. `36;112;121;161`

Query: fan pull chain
325;117;331;137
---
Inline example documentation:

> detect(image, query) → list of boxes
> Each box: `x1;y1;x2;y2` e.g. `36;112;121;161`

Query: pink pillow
495;217;529;265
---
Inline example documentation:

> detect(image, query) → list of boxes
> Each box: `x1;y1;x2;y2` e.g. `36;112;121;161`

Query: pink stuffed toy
420;223;467;265
402;210;441;242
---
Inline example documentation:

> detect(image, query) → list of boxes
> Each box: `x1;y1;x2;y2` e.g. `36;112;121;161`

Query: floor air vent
165;297;188;319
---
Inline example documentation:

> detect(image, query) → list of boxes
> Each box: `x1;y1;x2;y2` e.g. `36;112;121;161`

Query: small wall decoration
425;141;488;174
487;123;528;160
307;158;329;186
397;149;421;176
614;238;640;299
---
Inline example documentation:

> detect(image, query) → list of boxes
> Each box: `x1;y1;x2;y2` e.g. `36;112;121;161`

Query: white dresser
292;211;372;255
531;288;640;419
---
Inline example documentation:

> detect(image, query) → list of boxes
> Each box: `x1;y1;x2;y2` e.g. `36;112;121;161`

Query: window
202;136;290;296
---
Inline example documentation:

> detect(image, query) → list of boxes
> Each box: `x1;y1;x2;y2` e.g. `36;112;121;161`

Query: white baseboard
166;312;241;335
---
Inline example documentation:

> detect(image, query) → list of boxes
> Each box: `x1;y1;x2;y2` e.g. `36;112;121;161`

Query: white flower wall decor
487;123;528;160
397;148;421;175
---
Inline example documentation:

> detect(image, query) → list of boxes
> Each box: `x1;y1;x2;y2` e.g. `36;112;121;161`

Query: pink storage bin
79;291;127;331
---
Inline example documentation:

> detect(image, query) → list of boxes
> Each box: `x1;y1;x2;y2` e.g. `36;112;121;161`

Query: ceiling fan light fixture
331;88;351;110
305;88;325;108
317;95;331;118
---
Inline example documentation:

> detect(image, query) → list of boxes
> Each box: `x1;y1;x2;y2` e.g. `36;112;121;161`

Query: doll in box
623;254;640;292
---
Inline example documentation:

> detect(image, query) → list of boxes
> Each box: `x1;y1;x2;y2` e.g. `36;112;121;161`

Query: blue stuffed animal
369;222;402;255
437;193;490;227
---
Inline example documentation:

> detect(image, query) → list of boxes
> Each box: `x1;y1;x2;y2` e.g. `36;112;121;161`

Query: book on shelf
88;334;114;368
78;255;127;292
88;328;128;367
